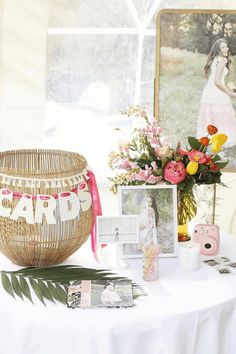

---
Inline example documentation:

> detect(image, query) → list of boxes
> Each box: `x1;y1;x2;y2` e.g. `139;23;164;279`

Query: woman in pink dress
197;38;236;147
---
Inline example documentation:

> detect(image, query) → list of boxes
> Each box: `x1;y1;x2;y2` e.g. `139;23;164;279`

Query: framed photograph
97;216;138;244
155;9;236;171
118;185;178;258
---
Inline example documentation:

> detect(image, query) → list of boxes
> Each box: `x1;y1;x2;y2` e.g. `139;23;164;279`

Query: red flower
199;137;210;146
205;156;213;165
210;163;219;171
207;125;218;135
205;156;219;170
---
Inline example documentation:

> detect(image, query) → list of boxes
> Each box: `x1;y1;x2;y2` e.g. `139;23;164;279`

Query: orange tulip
199;137;210;146
207;125;218;135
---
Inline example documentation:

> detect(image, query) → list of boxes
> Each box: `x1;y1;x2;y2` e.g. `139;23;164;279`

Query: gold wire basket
0;149;92;267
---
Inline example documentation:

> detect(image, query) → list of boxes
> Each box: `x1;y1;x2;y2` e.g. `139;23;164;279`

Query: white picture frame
119;185;178;258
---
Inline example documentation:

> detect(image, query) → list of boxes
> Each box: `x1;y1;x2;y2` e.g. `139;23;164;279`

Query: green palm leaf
29;278;46;305
1;272;14;298
37;279;55;303
0;266;146;306
19;275;33;303
11;274;23;300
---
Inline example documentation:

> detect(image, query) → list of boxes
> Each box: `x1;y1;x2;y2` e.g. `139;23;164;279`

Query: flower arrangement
108;106;228;194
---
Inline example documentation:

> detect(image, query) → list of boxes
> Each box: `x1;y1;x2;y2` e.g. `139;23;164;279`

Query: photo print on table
67;279;134;309
119;185;178;258
203;259;221;267
216;267;233;275
228;262;236;268
215;256;232;263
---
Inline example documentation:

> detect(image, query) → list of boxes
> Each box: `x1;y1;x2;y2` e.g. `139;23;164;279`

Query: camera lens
205;243;211;249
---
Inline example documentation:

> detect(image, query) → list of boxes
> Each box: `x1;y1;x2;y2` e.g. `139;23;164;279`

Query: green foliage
188;137;201;150
160;13;236;55
0;266;145;306
197;164;207;173
215;161;229;169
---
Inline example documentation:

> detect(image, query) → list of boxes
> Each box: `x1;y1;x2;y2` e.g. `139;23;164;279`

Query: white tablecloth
0;232;236;354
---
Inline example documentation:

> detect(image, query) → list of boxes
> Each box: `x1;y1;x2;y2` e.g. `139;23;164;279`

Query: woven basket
0;149;93;267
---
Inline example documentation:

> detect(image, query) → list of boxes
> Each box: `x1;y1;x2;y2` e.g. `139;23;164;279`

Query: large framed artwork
155;9;236;171
118;185;178;258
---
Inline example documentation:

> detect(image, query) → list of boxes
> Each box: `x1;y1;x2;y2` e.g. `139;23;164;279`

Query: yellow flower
186;161;198;175
178;224;188;236
210;134;228;153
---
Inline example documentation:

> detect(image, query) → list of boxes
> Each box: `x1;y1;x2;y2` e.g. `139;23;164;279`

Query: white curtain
0;0;50;149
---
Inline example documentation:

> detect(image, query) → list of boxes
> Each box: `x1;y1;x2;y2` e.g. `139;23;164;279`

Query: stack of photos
67;279;134;309
203;256;236;275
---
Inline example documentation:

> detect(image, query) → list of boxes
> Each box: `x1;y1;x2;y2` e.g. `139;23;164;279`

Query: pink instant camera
192;224;220;255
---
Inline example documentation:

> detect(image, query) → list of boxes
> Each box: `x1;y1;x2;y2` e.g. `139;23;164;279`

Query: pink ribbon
87;170;102;261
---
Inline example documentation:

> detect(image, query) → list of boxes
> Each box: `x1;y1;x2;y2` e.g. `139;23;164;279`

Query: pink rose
164;161;187;184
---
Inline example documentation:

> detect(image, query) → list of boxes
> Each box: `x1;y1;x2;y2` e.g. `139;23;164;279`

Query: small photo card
67;279;134;309
215;256;232;263
203;259;220;267
97;215;138;244
228;263;236;269
216;267;233;275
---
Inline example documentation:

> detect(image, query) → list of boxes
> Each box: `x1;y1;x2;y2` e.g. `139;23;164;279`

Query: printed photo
215;256;231;263
67;279;134;308
119;185;177;258
97;216;138;244
216;267;232;275
203;259;220;267
229;262;236;268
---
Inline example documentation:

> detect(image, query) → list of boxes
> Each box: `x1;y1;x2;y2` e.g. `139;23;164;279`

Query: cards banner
0;181;92;225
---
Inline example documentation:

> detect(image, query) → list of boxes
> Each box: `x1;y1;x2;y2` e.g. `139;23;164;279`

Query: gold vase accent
177;190;197;242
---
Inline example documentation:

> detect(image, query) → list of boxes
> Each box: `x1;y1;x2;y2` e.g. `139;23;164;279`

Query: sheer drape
0;0;50;149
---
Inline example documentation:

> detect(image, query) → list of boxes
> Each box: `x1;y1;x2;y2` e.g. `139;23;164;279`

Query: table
0;232;236;354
